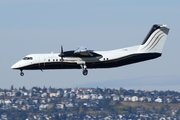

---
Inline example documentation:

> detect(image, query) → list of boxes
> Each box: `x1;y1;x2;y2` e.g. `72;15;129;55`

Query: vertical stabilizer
138;24;169;53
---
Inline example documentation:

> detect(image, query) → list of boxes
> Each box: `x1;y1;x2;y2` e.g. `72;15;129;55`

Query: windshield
23;57;33;60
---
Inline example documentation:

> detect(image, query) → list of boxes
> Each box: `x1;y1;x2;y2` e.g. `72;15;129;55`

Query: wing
59;46;102;57
74;46;102;57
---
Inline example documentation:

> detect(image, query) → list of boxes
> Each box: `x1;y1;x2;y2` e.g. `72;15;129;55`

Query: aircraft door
39;56;45;68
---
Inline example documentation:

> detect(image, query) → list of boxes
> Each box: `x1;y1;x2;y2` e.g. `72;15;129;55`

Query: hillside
121;101;180;110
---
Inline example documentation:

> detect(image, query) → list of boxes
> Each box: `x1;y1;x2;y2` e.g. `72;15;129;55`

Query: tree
11;85;14;90
15;91;21;97
22;86;26;91
99;99;111;110
171;98;178;103
78;105;86;118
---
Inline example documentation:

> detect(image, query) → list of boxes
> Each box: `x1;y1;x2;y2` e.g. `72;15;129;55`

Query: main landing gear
80;64;88;76
20;70;24;76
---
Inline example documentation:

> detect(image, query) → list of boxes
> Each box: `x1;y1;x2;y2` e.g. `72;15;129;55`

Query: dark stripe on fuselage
19;53;161;70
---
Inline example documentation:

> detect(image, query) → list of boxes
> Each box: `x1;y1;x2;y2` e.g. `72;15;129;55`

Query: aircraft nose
11;64;18;69
11;62;21;69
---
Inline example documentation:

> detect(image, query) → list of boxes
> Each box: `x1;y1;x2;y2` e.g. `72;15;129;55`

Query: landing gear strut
80;64;88;76
20;70;24;76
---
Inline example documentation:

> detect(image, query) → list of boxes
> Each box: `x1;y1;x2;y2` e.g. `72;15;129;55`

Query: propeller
59;45;64;61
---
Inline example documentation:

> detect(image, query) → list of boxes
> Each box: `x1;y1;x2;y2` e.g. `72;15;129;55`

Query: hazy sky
1;0;180;91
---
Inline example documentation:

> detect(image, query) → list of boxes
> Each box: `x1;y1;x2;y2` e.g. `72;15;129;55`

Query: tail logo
140;27;168;51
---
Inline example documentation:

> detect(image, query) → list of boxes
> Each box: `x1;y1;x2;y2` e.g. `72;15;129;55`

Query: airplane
11;24;169;76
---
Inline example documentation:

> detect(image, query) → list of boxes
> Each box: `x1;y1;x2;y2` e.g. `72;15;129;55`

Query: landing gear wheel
83;69;88;76
20;70;24;76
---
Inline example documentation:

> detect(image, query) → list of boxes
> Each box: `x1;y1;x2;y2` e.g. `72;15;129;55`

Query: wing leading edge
59;46;102;57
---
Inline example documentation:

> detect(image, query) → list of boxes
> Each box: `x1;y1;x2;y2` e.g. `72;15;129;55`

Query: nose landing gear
20;70;24;76
83;69;88;76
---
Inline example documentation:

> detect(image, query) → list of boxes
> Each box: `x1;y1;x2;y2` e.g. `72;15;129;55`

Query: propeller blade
59;45;64;57
61;45;64;56
59;45;64;62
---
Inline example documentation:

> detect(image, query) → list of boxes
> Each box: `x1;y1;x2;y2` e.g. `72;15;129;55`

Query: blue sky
0;0;180;91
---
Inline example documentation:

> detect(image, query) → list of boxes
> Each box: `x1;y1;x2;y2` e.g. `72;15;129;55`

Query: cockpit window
23;57;33;60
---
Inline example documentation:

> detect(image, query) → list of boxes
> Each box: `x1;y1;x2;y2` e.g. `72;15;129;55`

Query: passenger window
56;59;58;61
48;59;50;62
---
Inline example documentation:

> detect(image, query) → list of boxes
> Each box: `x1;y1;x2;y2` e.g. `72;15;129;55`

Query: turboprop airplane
11;24;169;76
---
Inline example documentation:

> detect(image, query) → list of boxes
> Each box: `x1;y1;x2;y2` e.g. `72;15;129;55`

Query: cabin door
39;56;45;68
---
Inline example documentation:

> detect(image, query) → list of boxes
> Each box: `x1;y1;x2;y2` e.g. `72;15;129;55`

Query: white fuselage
11;45;142;70
11;44;162;72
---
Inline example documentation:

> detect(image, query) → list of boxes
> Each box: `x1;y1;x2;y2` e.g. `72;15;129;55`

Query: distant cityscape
0;86;180;120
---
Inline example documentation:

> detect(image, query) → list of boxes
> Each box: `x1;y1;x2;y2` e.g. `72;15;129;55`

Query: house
21;105;27;110
111;94;120;101
104;116;112;120
41;99;46;104
6;92;12;96
105;95;111;99
87;88;93;93
159;117;166;120
19;100;24;105
124;96;131;101
0;99;5;104
4;99;11;104
32;99;38;104
49;93;56;97
23;92;27;96
82;94;90;99
69;92;76;98
56;91;61;97
39;104;49;110
0;91;5;96
139;97;146;102
65;102;73;108
63;93;69;98
76;94;83;99
56;104;64;109
12;104;18;109
91;94;98;99
98;94;104;99
155;97;162;103
131;96;138;102
1;114;7;120
11;90;16;96
85;115;91;119
41;93;47;97
146;97;152;102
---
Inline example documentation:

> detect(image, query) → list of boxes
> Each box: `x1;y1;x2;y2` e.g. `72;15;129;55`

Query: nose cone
11;62;21;69
11;63;18;69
